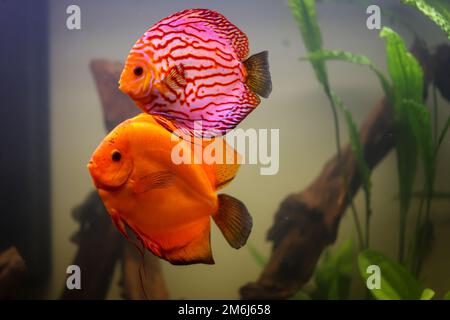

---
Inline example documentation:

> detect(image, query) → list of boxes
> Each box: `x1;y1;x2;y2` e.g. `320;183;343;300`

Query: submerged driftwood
60;60;168;300
61;191;123;299
240;42;450;299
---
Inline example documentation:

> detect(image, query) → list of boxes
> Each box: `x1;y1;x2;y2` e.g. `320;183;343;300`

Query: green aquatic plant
336;96;372;249
380;22;450;275
273;0;450;300
247;0;450;300
311;238;355;300
401;99;436;275
358;250;450;300
293;0;447;267
401;7;450;254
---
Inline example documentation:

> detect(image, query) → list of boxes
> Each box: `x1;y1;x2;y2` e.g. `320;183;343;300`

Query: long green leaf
302;50;392;101
333;94;372;231
358;250;423;299
402;0;450;39
289;0;329;89
380;28;423;107
380;27;424;261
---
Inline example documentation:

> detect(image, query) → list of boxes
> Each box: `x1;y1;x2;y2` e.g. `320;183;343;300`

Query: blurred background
0;0;449;299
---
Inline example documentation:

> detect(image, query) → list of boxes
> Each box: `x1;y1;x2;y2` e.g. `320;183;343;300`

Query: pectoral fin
164;64;186;91
213;194;252;249
133;170;175;194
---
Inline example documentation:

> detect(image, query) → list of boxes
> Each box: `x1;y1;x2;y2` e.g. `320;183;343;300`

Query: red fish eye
111;150;121;162
133;66;143;76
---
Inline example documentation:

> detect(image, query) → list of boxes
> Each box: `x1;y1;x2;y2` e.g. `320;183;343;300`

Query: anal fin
110;208;129;239
147;218;214;265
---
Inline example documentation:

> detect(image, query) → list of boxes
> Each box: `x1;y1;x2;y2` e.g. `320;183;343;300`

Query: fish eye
111;150;122;162
133;66;144;76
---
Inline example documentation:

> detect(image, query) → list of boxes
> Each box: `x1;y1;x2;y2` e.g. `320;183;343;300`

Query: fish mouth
87;160;124;191
118;81;134;96
118;81;125;92
87;160;101;188
87;161;106;189
87;160;97;173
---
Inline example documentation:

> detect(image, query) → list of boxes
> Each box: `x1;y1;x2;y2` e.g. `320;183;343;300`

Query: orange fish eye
133;66;144;76
111;150;122;162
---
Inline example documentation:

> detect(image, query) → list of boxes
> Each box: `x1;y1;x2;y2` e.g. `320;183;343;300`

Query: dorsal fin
157;8;249;61
214;162;240;190
195;9;249;60
197;137;241;190
132;113;159;125
153;115;178;133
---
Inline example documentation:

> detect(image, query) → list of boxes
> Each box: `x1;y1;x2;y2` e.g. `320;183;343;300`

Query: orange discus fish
87;113;252;264
119;8;272;138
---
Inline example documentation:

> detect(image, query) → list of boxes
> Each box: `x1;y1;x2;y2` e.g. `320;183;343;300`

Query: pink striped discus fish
119;8;272;138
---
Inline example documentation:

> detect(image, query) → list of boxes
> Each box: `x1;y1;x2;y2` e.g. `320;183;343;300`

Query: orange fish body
119;8;272;137
88;114;251;264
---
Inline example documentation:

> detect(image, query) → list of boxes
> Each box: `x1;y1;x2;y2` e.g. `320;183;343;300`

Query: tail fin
243;51;272;98
213;194;252;249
